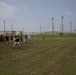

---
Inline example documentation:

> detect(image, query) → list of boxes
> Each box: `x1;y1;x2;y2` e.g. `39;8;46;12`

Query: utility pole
61;16;64;34
52;17;54;34
40;26;42;34
4;20;5;35
70;22;72;34
11;25;13;35
22;28;24;34
60;24;61;33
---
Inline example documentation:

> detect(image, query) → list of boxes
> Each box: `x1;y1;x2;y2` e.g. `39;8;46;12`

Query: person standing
12;34;21;49
5;34;9;43
24;35;28;43
20;35;23;42
10;35;13;41
0;34;4;43
28;35;31;41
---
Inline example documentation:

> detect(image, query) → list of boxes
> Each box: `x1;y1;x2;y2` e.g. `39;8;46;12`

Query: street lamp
11;25;13;35
52;17;54;34
40;26;42;34
70;22;72;33
61;16;64;34
4;20;5;35
60;24;61;33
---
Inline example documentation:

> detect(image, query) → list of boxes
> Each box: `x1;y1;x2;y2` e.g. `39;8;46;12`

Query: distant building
43;31;59;34
24;31;59;35
0;31;23;35
73;30;76;34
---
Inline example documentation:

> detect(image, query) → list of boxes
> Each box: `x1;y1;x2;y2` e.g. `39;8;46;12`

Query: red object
17;50;20;53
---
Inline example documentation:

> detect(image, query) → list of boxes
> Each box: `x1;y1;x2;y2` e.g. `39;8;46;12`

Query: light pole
60;24;61;33
70;22;72;33
40;26;42;34
61;16;64;34
52;17;54;34
22;28;24;34
11;25;13;35
4;20;5;35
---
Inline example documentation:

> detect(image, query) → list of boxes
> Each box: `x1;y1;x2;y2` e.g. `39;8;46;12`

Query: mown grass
0;35;76;75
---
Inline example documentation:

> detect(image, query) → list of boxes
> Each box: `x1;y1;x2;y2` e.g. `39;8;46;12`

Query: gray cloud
0;1;17;17
66;12;73;16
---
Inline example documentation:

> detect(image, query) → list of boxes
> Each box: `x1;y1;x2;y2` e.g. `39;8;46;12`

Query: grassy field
0;35;76;75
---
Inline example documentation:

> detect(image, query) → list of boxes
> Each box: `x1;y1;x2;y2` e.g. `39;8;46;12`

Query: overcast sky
0;0;76;33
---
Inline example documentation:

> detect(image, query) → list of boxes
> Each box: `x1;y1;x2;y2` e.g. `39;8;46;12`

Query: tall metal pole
52;17;54;34
60;24;61;33
11;25;13;35
4;20;5;35
22;28;24;34
70;22;72;33
61;16;64;34
73;25;75;33
40;26;42;34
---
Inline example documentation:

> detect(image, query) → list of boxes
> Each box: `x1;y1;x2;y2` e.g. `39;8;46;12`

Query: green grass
0;35;76;75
